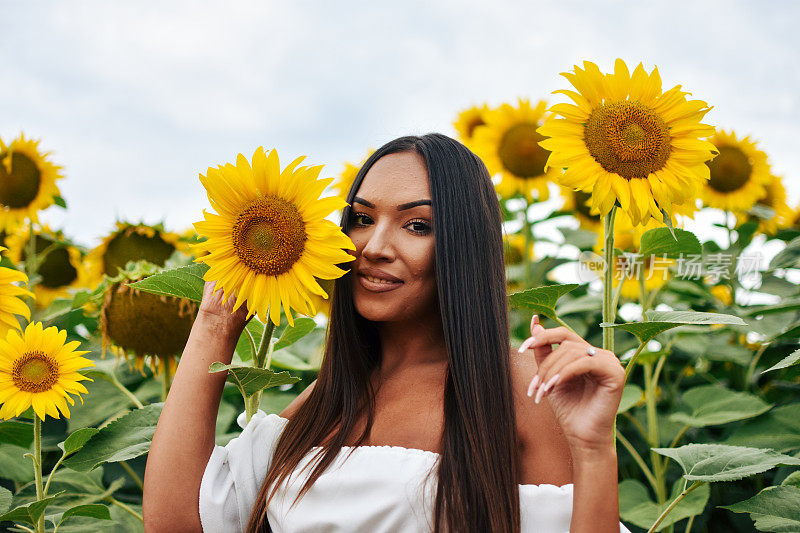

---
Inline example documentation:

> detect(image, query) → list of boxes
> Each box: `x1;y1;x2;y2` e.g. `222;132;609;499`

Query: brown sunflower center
103;229;176;277
707;146;752;193
0;152;42;209
584;100;671;180
103;280;198;361
232;196;307;276
498;123;550;178
12;351;58;393
23;235;78;288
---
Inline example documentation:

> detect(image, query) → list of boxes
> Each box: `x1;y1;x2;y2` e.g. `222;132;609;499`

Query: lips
357;266;403;293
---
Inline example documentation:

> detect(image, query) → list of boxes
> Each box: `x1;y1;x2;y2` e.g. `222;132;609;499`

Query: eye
350;212;372;227
406;219;432;236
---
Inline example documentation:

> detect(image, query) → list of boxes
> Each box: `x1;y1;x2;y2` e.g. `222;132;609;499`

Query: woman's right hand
197;280;253;335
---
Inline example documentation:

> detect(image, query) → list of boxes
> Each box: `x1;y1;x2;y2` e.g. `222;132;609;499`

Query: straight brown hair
246;133;521;532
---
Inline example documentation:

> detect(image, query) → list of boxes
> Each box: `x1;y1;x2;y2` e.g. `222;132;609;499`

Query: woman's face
348;151;438;323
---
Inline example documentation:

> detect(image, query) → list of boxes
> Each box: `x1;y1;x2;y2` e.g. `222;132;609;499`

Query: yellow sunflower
472;98;556;202
86;221;186;287
702;130;771;212
5;224;88;308
192;147;356;327
0;321;93;420
99;262;196;376
0;246;32;337
306;277;335;318
0;134;64;232
710;283;733;306
454;103;492;148
538;59;717;226
734;174;793;235
333;149;375;199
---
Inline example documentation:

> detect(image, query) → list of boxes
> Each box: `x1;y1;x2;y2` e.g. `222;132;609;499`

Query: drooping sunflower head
472;98;554;202
86;221;186;287
5;224;88;308
453;104;492;148
538;59;717;226
702;130;772;213
99;261;197;376
0;321;93;420
0;246;32;337
193;147;356;327
0;134;64;233
333;149;375;199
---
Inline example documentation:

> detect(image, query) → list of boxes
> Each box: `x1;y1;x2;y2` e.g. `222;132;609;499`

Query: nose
360;222;396;263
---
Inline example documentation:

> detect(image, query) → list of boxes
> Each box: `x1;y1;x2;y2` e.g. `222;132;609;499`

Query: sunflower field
1;59;800;532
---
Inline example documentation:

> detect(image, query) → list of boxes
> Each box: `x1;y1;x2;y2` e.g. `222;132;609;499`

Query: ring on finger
586;345;597;356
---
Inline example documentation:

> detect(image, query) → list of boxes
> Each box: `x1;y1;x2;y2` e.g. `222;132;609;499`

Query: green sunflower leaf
653;444;800;483
508;284;580;322
619;478;709;531
209;363;301;398
58;428;101;457
602;310;747;343
0;486;11;515
129;262;209;302
638;227;702;258
273;317;317;351
723;405;800;452
0;491;64;525
721;485;800;532
54;503;113;528
767;236;800;271
617;384;644;414
0;420;33;448
63;404;164;472
762;348;800;374
668;385;772;427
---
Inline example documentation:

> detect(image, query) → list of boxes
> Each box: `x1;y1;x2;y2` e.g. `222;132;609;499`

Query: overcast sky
2;0;798;247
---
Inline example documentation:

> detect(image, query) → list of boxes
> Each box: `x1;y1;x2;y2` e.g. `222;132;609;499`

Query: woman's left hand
518;315;626;452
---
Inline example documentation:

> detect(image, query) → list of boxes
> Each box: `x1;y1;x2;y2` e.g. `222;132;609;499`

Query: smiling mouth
361;274;401;285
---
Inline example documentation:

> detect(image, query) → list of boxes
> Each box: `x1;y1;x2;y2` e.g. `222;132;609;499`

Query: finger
518;333;553;366
530;343;586;403
542;354;626;400
528;326;585;349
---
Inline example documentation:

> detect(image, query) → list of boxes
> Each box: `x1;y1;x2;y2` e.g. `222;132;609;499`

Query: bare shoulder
279;379;317;419
508;347;573;485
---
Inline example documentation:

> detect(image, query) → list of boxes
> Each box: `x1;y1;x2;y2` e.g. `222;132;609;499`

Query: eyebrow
353;197;432;211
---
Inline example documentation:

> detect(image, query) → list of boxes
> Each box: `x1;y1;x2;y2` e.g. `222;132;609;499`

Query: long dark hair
246;133;520;532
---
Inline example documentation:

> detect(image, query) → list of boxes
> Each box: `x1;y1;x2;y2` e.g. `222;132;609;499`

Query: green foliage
128;262;209;302
0;420;33;448
638;227;702;258
208;362;301;398
63;404;164;472
723;405;800;452
619;478;709;531
508;283;580;322
654;444;800;482
763;348;800;373
668;385;772;427
721;485;800;532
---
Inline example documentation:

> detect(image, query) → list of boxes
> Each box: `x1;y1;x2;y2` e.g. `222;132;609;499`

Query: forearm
569;442;621;533
143;311;241;531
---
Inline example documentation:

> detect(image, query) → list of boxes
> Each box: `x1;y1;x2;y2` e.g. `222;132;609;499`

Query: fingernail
526;374;540;397
535;379;547;404
518;336;536;353
543;374;561;393
533;315;539;326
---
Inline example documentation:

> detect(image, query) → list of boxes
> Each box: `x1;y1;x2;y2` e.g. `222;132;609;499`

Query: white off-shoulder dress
199;410;632;532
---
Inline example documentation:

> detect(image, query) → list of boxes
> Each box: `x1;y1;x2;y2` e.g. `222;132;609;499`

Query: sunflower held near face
0;322;93;420
0;246;33;336
193;147;356;327
538;59;717;226
0;134;64;232
472;98;557;202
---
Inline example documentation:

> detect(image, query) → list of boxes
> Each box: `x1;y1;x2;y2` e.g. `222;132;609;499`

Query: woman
143;134;629;532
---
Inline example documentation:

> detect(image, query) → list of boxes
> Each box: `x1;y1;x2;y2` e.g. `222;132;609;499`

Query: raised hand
198;280;253;335
518;315;625;451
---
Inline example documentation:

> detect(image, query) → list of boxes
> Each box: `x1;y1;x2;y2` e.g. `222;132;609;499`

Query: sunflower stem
119;460;144;491
108;372;144;409
23;222;37;328
33;414;45;533
643;363;667;504
104;496;143;522
245;319;276;423
602;204;618;352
